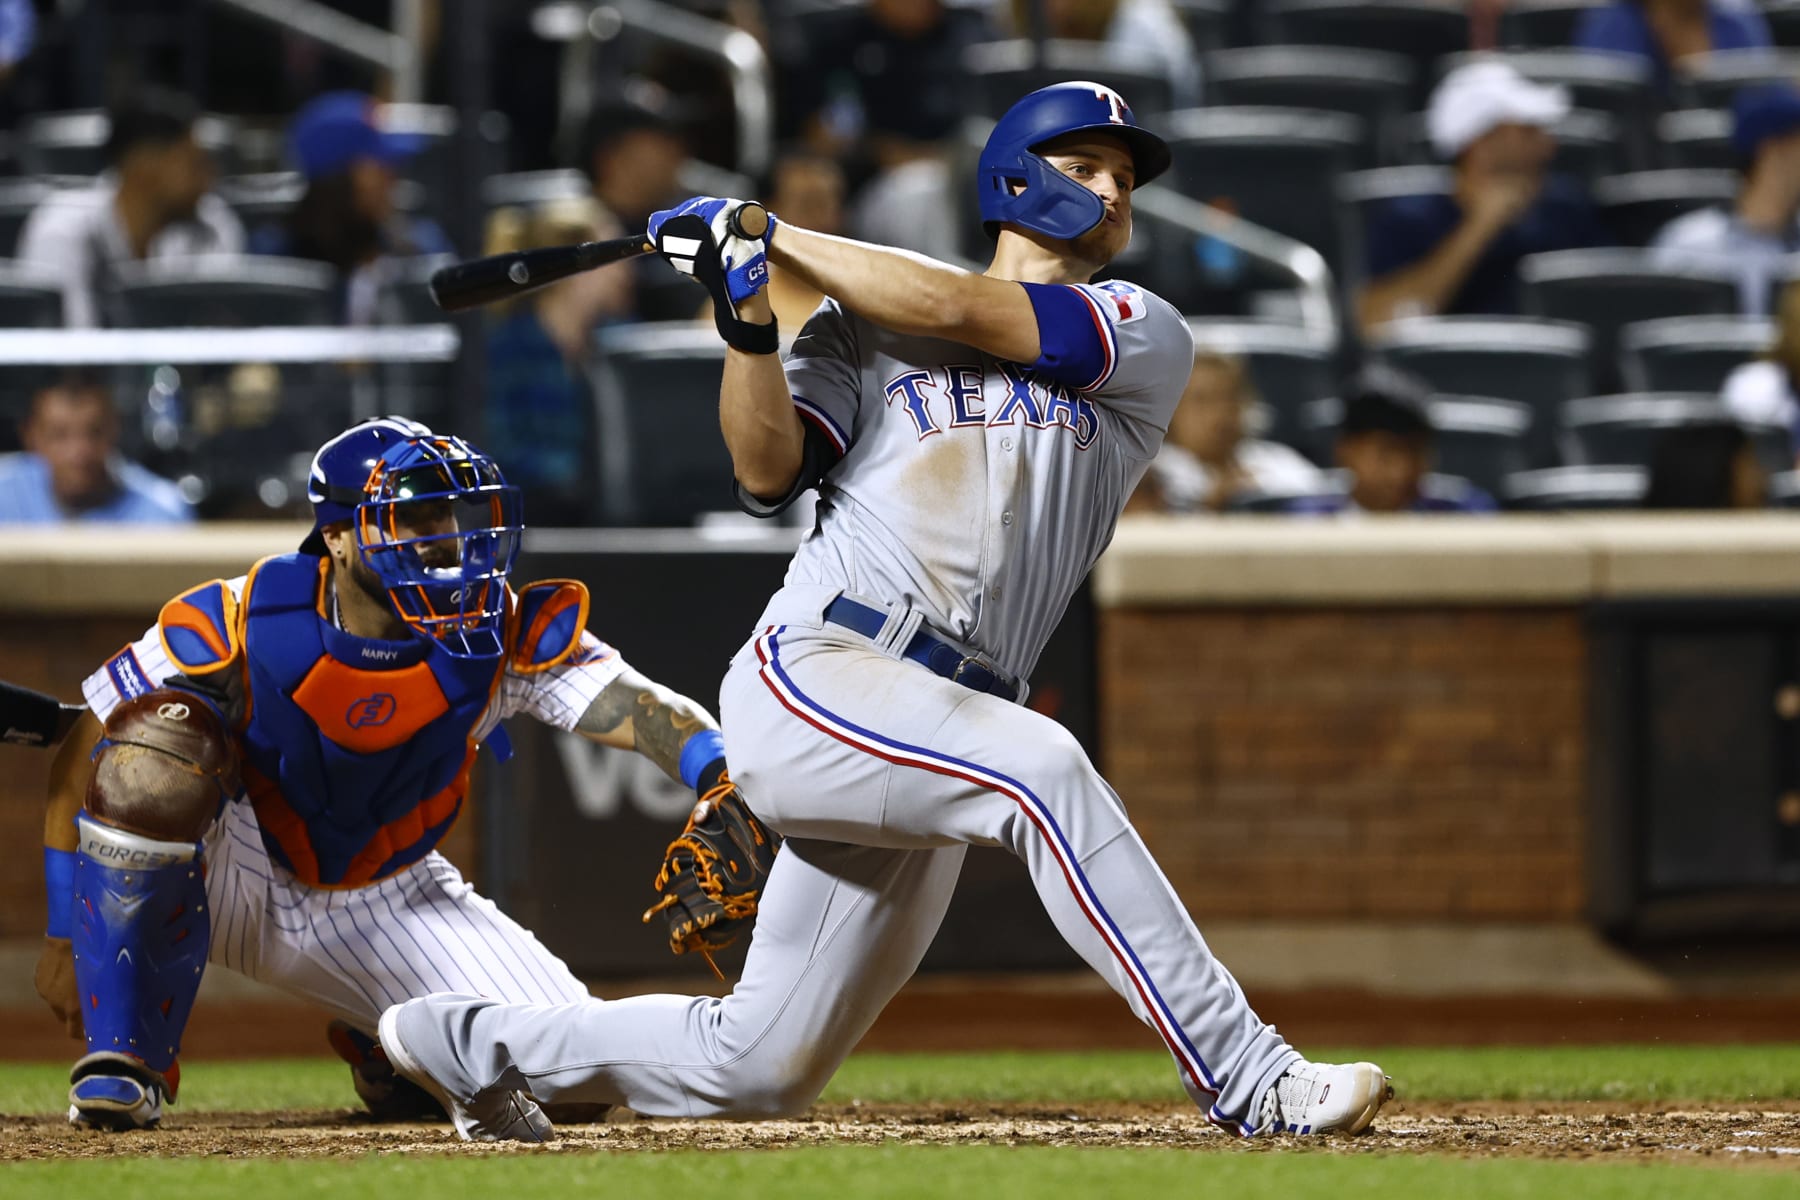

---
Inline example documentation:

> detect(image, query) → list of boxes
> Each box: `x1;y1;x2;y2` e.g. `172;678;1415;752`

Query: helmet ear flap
982;151;1108;242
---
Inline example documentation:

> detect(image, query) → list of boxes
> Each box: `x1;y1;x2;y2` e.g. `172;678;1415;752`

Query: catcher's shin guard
71;813;208;1078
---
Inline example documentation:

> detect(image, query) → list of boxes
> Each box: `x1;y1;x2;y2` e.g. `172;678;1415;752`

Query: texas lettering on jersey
880;361;1101;447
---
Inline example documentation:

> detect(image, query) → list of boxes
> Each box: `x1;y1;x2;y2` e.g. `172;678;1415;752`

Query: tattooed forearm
575;668;718;783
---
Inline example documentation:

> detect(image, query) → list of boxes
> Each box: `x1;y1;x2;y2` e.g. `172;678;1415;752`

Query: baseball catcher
36;417;775;1137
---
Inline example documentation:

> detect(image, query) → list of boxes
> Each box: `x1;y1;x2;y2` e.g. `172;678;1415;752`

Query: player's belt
822;596;1019;702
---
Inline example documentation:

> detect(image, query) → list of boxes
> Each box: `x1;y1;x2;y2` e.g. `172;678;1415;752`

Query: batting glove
649;196;775;306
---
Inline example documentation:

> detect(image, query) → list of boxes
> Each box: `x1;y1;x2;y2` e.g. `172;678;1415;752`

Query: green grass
4;1044;1800;1115
3;1147;1797;1200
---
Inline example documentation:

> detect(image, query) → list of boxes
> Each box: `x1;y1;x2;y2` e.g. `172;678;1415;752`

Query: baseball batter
36;417;755;1133
381;84;1393;1138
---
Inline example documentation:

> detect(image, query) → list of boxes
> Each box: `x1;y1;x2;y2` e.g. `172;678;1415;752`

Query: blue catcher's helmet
300;417;523;660
977;81;1171;241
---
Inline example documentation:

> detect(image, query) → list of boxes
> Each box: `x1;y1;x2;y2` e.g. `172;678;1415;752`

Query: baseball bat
428;203;771;313
1;680;84;748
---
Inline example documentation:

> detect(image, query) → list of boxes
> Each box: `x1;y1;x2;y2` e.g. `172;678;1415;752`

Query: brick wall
0;619;479;940
1102;608;1588;921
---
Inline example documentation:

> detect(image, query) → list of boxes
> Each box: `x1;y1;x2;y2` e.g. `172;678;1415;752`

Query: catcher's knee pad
87;688;237;842
71;812;209;1076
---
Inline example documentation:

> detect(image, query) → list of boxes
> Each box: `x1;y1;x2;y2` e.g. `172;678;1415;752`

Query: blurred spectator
483;198;633;526
0;374;192;524
254;92;453;325
582;97;702;322
1002;0;1200;108
1574;0;1771;94
1643;420;1767;507
1652;84;1800;315
1356;62;1607;333
15;89;244;328
1129;351;1325;512
1721;278;1800;439
762;148;849;329
0;0;33;82
1290;367;1499;514
785;0;993;258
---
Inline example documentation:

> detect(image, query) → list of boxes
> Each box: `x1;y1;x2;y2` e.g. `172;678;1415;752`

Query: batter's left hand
649;196;775;306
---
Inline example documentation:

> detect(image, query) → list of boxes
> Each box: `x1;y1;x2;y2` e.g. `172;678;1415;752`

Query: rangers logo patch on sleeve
1095;280;1148;325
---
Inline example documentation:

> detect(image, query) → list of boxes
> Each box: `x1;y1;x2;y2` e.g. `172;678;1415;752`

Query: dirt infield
7;1102;1800;1163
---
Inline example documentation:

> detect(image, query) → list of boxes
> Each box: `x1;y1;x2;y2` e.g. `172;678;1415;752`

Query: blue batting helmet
977;81;1171;241
301;417;523;660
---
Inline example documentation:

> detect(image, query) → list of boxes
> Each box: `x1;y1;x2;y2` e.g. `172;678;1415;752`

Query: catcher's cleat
378;1000;555;1143
68;1052;169;1131
326;1019;449;1122
1256;1060;1393;1135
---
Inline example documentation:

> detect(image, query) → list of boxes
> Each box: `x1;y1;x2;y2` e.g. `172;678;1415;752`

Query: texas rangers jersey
778;279;1193;681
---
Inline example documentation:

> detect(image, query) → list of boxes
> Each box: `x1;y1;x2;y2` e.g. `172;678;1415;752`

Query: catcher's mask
302;418;522;660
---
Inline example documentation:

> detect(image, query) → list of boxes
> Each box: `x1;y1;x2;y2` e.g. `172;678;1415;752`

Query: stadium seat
1619;316;1773;393
1099;189;1319;318
0;178;58;256
376;255;455;326
1366;316;1591;457
17;110;238;177
963;41;1176;120
1301;394;1533;494
481;169;590;210
1593;169;1738;247
1502;465;1647;509
215;173;305;227
1769;470;1800;507
1519;249;1739;389
1499;0;1608;48
1770;0;1800;49
1261;2;1471;102
1435;51;1657;168
382;104;510;227
1203;46;1414;165
111;255;337;327
1677;49;1800;109
1562;393;1791;472
589;323;739;526
1337;165;1451;288
1657;110;1736;171
0;261;66;326
1189;318;1339;445
1162;107;1364;276
1171;0;1234;51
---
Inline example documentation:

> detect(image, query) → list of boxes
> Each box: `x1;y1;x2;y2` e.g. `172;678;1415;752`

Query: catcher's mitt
643;774;780;977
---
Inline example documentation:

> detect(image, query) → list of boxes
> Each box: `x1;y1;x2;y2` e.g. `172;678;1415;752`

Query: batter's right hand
649;196;774;306
35;935;82;1039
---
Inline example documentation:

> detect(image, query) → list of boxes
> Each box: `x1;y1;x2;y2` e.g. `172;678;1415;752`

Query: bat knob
728;202;770;241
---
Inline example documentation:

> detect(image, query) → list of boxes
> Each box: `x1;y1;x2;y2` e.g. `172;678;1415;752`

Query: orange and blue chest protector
236;554;505;887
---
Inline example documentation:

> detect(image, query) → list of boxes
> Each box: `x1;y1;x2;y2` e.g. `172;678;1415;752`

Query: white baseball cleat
378;1000;555;1143
67;1053;168;1131
1256;1060;1394;1135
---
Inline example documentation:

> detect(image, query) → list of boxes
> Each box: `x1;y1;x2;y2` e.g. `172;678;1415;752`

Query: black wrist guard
657;213;779;355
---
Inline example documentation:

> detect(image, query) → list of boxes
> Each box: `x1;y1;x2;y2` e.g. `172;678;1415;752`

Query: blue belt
823;596;1018;702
